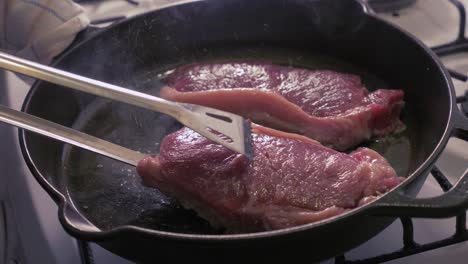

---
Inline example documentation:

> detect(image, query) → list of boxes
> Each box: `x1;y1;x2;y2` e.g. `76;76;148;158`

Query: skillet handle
370;106;468;217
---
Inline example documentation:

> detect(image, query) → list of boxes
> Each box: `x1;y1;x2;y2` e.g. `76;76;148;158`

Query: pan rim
18;0;456;241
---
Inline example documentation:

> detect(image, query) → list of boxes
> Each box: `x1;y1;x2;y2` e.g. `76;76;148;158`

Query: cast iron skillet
18;0;468;262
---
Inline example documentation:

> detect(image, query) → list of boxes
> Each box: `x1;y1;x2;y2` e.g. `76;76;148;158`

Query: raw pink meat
137;124;403;232
161;61;405;150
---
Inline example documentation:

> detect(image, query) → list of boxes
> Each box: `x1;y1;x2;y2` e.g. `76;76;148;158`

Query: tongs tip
242;119;254;160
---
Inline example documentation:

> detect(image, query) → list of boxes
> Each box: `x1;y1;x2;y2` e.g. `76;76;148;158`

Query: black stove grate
462;91;468;117
433;0;468;90
335;167;468;264
432;0;468;57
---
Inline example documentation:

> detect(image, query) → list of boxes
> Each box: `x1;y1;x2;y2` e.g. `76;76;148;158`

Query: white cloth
0;0;90;64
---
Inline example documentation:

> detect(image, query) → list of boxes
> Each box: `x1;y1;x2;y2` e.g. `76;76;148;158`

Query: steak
137;124;403;233
161;61;405;150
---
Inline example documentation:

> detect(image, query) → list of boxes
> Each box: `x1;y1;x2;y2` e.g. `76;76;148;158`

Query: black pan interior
22;0;451;235
59;47;414;233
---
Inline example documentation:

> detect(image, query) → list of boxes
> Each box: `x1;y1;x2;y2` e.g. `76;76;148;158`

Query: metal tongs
0;52;253;162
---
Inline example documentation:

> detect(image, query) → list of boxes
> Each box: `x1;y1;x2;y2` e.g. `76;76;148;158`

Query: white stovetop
0;0;467;263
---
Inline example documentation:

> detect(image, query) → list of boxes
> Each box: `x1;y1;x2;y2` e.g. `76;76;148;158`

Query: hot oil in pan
62;100;216;234
61;47;412;233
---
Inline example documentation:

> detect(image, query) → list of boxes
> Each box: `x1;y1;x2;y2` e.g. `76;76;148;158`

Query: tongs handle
0;52;252;157
0;104;146;166
0;52;182;118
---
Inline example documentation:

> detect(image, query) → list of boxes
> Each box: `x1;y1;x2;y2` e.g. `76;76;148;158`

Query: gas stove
0;0;467;263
